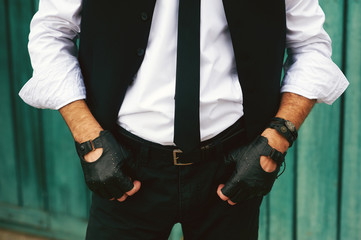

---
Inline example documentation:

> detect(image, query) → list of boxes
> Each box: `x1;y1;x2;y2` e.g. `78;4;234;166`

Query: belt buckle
173;149;193;166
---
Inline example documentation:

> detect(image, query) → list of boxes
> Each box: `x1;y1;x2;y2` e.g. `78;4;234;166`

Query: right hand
76;130;141;202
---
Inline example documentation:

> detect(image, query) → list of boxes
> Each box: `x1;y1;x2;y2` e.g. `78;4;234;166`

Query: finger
260;155;277;173
84;148;103;162
217;184;229;201
218;185;237;205
126;180;141;196
110;197;115;201
227;199;237;205
220;179;243;200
117;194;128;202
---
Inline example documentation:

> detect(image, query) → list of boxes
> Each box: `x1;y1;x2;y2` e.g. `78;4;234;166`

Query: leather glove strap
76;135;103;156
260;137;287;166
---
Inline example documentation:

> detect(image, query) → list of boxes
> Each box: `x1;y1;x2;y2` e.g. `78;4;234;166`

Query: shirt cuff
19;60;86;110
281;52;349;105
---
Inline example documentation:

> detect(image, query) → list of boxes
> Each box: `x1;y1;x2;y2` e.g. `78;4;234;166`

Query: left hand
217;129;288;205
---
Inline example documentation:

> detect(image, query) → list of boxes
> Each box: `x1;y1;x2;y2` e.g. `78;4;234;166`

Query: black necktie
174;0;201;153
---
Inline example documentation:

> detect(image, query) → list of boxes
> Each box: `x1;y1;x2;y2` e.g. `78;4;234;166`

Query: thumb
217;184;229;201
220;175;243;201
126;180;141;196
217;184;237;205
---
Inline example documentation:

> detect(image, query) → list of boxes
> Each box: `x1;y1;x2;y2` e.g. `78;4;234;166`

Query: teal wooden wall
0;0;360;239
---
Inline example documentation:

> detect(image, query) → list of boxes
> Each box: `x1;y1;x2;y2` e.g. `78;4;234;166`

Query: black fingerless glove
75;130;134;199
221;135;286;203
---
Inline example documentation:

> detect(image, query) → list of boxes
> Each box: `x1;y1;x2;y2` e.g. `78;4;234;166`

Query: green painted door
0;0;360;239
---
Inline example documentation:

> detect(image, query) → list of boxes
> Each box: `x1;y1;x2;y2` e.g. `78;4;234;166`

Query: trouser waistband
114;118;247;165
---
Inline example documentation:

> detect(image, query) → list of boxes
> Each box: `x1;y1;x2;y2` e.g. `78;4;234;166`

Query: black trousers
86;122;262;240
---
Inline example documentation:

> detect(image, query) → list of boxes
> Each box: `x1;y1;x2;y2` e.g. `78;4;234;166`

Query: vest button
137;48;145;56
140;12;148;21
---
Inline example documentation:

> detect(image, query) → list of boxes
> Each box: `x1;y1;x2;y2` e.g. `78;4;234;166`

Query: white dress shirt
20;0;349;145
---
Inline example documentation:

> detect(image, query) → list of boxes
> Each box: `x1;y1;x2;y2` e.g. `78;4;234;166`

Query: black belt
114;118;247;166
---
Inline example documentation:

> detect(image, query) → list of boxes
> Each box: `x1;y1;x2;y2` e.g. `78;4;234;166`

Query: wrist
261;128;289;154
73;124;103;143
59;100;104;143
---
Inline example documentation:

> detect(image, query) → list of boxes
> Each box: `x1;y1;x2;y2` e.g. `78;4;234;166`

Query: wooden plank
320;0;344;65
268;148;296;240
340;0;361;239
0;0;19;205
168;223;183;240
0;229;49;240
41;110;89;219
0;211;87;240
296;109;340;240
0;228;49;240
48;213;87;239
296;0;345;239
0;205;47;229
7;0;46;209
34;0;39;10
258;195;269;240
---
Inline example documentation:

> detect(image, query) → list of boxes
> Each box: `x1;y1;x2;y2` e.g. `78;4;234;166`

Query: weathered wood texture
0;0;359;239
340;0;361;240
260;0;352;240
295;0;344;239
0;0;19;206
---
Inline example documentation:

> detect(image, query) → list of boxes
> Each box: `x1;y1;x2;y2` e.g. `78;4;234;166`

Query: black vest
78;0;286;142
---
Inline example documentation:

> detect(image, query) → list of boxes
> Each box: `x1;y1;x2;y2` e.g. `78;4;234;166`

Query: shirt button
140;12;148;21
137;48;145;56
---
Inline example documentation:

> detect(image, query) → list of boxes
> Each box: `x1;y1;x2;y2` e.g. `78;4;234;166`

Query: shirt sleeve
281;0;349;105
19;0;85;110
